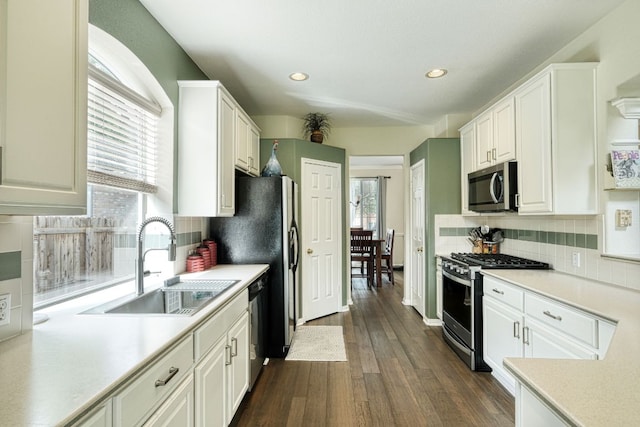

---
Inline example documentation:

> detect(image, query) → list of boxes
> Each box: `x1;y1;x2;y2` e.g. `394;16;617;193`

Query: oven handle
443;270;471;287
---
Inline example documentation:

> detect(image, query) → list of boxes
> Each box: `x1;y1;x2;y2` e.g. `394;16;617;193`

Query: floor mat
285;325;347;362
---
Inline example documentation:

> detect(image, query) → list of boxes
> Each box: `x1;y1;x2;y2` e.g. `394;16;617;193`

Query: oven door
442;270;473;349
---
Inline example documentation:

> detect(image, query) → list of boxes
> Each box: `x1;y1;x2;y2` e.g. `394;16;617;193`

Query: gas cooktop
450;253;550;269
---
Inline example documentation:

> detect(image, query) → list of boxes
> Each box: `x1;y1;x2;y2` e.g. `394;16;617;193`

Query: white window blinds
87;66;161;193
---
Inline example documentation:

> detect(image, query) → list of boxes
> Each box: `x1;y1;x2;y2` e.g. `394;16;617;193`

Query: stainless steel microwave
468;161;518;212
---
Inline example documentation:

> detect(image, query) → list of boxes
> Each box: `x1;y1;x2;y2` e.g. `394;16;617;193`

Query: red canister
186;254;204;272
203;239;217;267
196;245;211;269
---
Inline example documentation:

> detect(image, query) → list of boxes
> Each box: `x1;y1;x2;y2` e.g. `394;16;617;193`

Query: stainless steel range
440;253;549;371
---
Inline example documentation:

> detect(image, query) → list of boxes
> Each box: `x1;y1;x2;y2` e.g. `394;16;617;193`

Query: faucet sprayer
135;216;177;295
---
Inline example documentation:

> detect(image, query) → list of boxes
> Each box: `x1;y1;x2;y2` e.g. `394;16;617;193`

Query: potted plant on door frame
302;112;331;143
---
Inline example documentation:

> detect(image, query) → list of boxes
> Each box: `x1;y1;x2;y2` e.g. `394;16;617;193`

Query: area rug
285;325;347;362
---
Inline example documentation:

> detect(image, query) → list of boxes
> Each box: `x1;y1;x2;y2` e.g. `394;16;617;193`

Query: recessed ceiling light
289;72;309;81
426;68;448;79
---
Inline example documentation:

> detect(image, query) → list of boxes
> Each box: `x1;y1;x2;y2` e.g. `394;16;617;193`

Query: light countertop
481;269;640;426
0;264;269;426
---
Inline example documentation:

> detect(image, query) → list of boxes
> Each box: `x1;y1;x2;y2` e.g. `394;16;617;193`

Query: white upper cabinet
475;110;493;170
493;97;516;164
234;108;261;176
474;96;516;170
515;63;598;214
177;81;235;217
0;0;88;215
460;62;597;215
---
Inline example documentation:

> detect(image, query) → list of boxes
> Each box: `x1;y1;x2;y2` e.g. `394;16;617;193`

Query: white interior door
301;158;342;322
410;160;425;317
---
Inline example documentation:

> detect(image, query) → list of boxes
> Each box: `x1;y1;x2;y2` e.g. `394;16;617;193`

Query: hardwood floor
234;272;515;426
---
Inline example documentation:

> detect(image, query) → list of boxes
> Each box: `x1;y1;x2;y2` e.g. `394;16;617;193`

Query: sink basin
82;279;239;316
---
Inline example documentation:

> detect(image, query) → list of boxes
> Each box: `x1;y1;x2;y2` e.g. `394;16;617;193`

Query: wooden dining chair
350;229;374;288
379;228;395;284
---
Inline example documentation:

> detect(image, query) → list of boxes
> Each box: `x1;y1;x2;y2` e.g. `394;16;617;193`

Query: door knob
307;248;313;254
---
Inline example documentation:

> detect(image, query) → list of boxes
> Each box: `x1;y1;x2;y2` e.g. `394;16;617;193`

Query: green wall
410;138;461;319
89;0;208;212
260;138;348;308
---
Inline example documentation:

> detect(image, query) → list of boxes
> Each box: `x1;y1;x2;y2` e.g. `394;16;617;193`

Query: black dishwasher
248;274;267;390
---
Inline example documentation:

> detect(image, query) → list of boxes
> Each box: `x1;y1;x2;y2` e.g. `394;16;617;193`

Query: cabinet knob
307;248;313;254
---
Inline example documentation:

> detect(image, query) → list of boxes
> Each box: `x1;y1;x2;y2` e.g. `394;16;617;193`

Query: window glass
350;178;379;237
34;55;161;308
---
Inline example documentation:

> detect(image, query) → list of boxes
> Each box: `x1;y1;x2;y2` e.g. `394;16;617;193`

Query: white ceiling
140;0;624;128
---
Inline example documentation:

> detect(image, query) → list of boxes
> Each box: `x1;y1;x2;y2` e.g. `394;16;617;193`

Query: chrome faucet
136;216;177;295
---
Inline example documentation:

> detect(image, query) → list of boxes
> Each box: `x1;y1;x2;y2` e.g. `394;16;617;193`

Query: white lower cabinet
483;297;524;392
482;275;612;394
74;400;112;427
113;336;194;426
194;290;249;426
75;290;251;427
143;373;195;427
516;383;568;427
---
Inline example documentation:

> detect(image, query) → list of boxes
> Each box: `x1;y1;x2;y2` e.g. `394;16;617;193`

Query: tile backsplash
0;216;34;342
435;214;640;291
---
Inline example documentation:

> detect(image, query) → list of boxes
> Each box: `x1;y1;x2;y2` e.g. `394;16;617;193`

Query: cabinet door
524;318;597;360
475;111;493;170
248;125;260;176
227;312;249;423
493;97;516;164
144;373;194;427
74;400;112;427
516;383;568;427
195;335;227;427
218;90;235;215
0;0;87;215
483;297;524;393
515;73;553;213
235;110;250;172
459;122;475;214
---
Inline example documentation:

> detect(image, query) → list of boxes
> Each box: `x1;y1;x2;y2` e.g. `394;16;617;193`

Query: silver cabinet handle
492;288;504;295
492;148;497;160
231;337;238;357
225;344;232;366
513;321;520;339
486;151;491;162
543;310;562;321
523;326;530;345
155;367;179;387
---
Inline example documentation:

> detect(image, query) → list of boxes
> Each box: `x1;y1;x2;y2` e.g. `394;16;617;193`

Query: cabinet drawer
194;289;248;360
525;293;597;347
483;275;524;311
113;335;194;426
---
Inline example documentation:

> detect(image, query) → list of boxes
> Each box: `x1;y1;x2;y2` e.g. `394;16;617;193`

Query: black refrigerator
209;176;300;358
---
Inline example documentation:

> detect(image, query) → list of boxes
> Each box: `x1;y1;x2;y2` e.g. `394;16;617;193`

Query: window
34;46;169;308
350;178;379;235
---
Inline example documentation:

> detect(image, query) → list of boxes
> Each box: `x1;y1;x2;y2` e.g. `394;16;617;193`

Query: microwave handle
489;172;500;203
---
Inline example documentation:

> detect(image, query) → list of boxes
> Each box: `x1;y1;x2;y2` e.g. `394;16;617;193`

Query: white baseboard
424;317;443;327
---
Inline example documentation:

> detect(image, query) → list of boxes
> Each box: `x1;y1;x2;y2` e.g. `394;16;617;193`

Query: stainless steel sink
82;279;239;316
